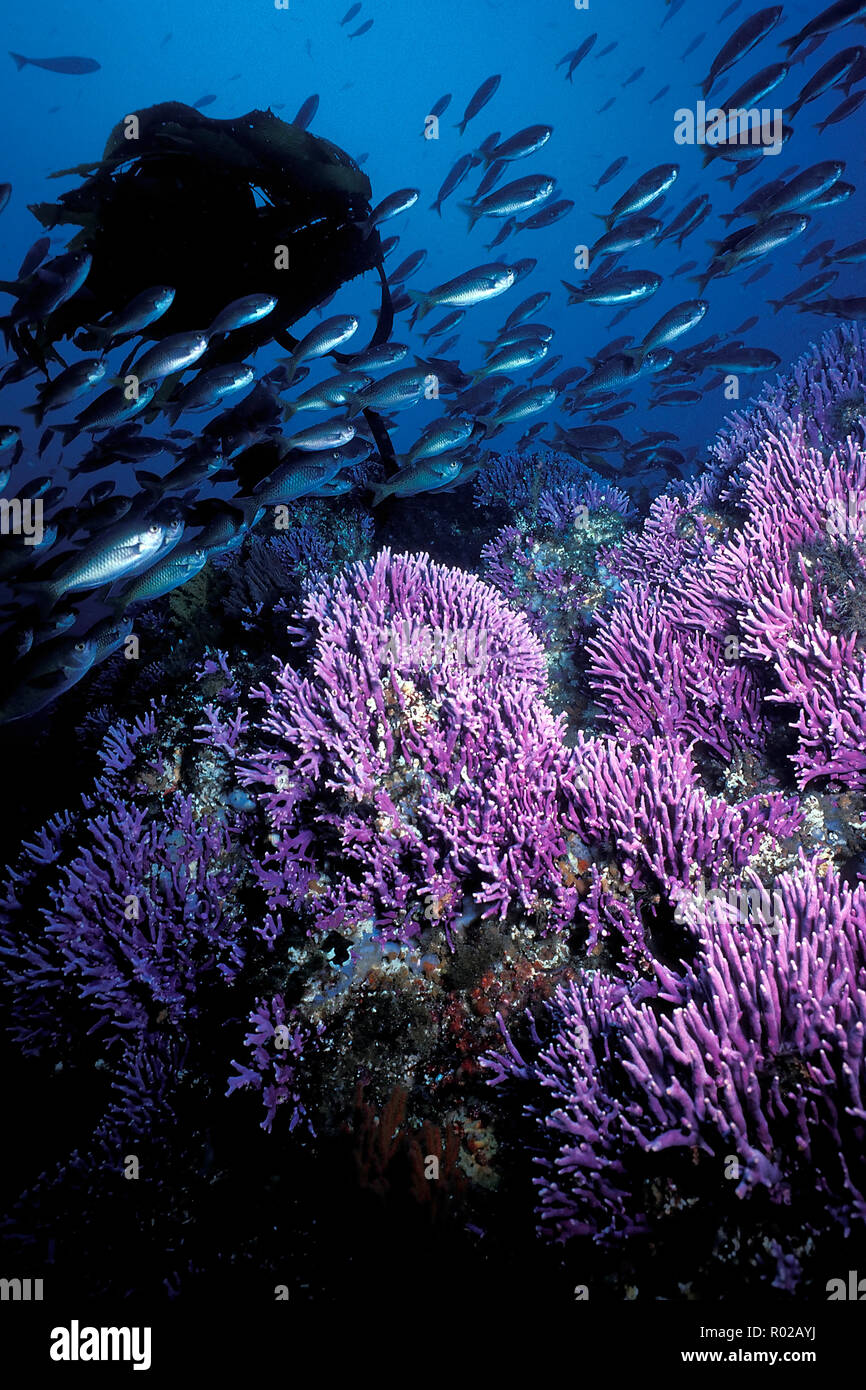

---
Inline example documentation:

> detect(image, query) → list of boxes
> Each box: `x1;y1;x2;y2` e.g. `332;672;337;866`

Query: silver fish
283;420;356;452
111;545;208;607
79;286;175;345
406;418;476;463
408;263;516;321
370;455;463;504
129;330;210;384
208;293;277;336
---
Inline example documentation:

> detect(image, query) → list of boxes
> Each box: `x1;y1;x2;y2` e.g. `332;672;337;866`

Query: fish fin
134;469;161;491
407;290;431;322
369;481;393;507
8;51;28;70
279;356;299;391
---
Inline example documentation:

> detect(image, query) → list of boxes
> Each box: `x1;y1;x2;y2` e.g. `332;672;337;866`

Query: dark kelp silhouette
21;101;397;472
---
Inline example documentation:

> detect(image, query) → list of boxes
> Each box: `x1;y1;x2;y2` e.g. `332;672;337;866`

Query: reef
2;324;866;1301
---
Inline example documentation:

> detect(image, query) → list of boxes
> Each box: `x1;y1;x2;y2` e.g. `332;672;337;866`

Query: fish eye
147;523;161;534
74;641;86;652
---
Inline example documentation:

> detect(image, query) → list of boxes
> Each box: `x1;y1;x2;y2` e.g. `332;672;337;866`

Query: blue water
2;0;864;486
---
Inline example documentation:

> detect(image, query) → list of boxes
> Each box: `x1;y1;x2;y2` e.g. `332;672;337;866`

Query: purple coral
563;733;801;899
227;995;324;1133
585;327;866;787
598;492;712;588
713;322;866;479
481;478;633;663
0;708;247;1054
485;855;866;1277
676;421;866;786
240;548;580;942
585;583;767;757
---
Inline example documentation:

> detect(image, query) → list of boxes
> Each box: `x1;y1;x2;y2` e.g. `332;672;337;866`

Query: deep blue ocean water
1;0;864;482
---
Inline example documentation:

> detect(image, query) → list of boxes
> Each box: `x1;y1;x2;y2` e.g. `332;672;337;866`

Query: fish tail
232;496;268;529
767;300;782;313
59;423;80;447
21;403;44;427
369;480;393;507
429;200;443;215
79;322;110;341
9;52;29;70
787;98;803;119
780;35;801;59
454;119;468;135
458;201;481;232
407;289;431;321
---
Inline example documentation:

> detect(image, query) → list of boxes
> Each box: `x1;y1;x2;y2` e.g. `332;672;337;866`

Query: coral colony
3;324;866;1298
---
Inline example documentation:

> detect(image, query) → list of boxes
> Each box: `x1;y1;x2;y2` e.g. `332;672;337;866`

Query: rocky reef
2;325;865;1302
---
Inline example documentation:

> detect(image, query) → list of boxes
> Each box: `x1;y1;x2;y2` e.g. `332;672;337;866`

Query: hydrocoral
481;477;634;702
481;324;866;1292
0;705;248;1058
712;321;866;478
673;422;866;787
589;326;866;787
240;548;582;944
485;855;866;1288
227;995;325;1134
472;449;600;512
